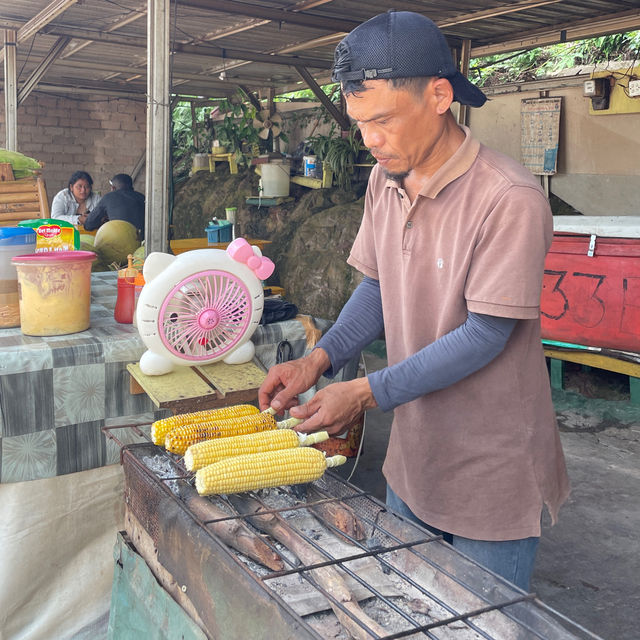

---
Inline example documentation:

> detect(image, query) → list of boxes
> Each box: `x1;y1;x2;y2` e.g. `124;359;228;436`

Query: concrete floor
334;349;640;640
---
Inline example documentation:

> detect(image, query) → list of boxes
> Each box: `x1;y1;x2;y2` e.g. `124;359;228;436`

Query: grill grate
104;425;602;640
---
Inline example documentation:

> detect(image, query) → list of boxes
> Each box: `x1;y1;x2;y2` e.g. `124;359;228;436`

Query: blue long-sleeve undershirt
315;276;517;412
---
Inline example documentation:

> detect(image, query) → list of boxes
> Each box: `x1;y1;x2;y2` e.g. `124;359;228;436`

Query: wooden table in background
170;237;271;255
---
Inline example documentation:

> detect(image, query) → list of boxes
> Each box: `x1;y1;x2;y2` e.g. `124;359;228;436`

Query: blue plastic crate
206;220;233;244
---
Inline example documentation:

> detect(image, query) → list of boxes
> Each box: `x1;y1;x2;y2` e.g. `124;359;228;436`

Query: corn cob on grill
151;404;260;445
184;429;330;471
165;413;303;456
195;447;347;495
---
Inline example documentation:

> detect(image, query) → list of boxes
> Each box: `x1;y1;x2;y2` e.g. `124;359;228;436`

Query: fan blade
258;128;270;140
252;117;265;130
270;112;283;125
271;125;281;137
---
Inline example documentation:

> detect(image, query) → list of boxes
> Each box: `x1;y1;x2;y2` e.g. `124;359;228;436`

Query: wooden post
3;30;18;151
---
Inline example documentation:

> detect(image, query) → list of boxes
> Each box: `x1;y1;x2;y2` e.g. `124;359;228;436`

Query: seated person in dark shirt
83;173;145;239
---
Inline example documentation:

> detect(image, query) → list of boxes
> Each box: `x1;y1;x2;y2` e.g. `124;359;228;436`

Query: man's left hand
290;377;377;436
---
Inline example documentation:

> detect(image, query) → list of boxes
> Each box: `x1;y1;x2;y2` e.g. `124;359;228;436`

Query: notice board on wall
520;97;562;175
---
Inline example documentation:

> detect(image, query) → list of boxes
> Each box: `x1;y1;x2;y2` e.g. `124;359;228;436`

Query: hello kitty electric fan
136;238;275;376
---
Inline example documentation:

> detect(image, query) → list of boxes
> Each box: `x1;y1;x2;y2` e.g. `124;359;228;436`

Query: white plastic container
260;162;290;197
303;155;317;177
0;227;37;328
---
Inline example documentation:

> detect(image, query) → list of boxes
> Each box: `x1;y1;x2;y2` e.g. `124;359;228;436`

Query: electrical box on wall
629;79;640;98
588;65;640;115
583;77;610;110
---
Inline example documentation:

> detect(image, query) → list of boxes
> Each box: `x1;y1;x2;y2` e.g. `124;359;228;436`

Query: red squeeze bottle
114;255;137;324
114;276;135;323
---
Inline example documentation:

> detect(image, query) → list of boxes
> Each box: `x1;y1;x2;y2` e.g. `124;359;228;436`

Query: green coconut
93;220;140;266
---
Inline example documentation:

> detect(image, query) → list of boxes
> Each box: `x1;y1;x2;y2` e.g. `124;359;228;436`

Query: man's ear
429;78;455;114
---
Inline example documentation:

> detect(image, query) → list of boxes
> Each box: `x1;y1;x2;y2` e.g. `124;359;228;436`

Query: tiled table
0;272;360;483
0;272;159;483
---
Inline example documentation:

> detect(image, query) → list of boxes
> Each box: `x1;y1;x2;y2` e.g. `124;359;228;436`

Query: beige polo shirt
348;127;570;541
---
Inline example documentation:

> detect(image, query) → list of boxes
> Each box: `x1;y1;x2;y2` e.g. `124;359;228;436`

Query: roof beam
0;0;78;64
53;58;273;87
471;9;640;57
438;0;563;28
39;25;332;68
296;66;350;131
178;0;359;32
173;42;331;69
18;36;70;104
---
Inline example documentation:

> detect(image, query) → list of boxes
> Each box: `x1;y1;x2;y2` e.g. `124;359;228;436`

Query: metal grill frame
106;425;602;640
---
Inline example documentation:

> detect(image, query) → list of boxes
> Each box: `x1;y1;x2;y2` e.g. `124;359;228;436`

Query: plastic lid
11;250;97;264
0;227;37;245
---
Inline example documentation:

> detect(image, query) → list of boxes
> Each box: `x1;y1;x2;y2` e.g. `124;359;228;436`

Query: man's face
345;79;443;179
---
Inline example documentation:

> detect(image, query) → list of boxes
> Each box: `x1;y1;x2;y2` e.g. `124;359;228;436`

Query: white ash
142;454;183;494
218;487;487;638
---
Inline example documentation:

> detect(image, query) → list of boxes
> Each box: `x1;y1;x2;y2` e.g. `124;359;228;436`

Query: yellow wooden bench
544;347;640;405
208;152;238;175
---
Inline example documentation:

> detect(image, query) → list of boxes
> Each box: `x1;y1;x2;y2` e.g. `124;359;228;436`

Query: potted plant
307;126;370;189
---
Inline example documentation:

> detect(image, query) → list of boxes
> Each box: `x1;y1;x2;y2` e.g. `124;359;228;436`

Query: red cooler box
541;233;640;352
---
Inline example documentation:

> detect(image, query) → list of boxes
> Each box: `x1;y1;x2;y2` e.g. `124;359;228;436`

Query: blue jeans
386;485;539;591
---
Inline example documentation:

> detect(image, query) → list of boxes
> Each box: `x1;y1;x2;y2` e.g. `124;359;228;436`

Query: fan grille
158;270;253;361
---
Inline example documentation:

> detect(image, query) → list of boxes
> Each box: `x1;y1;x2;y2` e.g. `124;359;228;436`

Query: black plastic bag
259;298;298;325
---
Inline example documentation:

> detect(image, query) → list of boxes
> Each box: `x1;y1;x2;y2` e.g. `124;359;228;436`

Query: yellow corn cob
165;414;302;456
195;448;347;495
184;429;330;471
151;404;260;445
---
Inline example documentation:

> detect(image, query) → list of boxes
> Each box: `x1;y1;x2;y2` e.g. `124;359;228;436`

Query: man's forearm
316;276;384;377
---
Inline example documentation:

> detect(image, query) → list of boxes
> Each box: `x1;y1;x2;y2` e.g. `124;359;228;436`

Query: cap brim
448;72;487;107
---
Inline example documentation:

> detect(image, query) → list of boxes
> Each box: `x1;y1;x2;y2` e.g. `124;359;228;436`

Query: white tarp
0;465;124;640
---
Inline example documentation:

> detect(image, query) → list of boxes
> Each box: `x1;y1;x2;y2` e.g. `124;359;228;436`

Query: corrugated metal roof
1;0;639;100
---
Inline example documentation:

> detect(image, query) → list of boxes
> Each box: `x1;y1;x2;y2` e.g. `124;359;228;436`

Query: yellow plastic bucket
12;250;97;336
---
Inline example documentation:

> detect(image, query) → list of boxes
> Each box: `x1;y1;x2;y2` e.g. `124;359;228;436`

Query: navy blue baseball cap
332;11;487;108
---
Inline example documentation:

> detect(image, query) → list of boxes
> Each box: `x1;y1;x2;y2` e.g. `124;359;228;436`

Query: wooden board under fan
127;359;266;415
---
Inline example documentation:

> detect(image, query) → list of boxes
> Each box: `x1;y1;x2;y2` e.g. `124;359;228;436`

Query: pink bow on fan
226;237;275;280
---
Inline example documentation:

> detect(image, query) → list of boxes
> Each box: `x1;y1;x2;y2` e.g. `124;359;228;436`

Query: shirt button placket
403;219;413;252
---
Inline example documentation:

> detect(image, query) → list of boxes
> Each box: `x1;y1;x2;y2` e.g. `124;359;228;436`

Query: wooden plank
0;179;39;193
36;177;49;217
0;207;41;218
0;193;40;204
0;163;15;181
127;362;218;408
195;359;266;397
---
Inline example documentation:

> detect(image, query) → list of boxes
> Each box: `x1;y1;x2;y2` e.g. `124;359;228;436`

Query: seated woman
50;171;101;227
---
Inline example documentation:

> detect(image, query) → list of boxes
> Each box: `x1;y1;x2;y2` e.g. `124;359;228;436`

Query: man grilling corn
259;11;569;591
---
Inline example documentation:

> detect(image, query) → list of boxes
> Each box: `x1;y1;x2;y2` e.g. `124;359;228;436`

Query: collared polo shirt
348;127;570;541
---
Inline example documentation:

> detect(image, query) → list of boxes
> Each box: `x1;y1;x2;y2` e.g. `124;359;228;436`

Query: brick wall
0;91;147;206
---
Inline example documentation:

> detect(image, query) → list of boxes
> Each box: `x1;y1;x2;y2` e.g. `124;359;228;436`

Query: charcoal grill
106;426;601;640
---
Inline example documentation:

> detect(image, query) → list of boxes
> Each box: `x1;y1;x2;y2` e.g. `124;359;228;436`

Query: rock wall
171;166;367;321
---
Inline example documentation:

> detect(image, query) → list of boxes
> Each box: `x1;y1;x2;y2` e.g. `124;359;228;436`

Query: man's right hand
258;348;330;414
